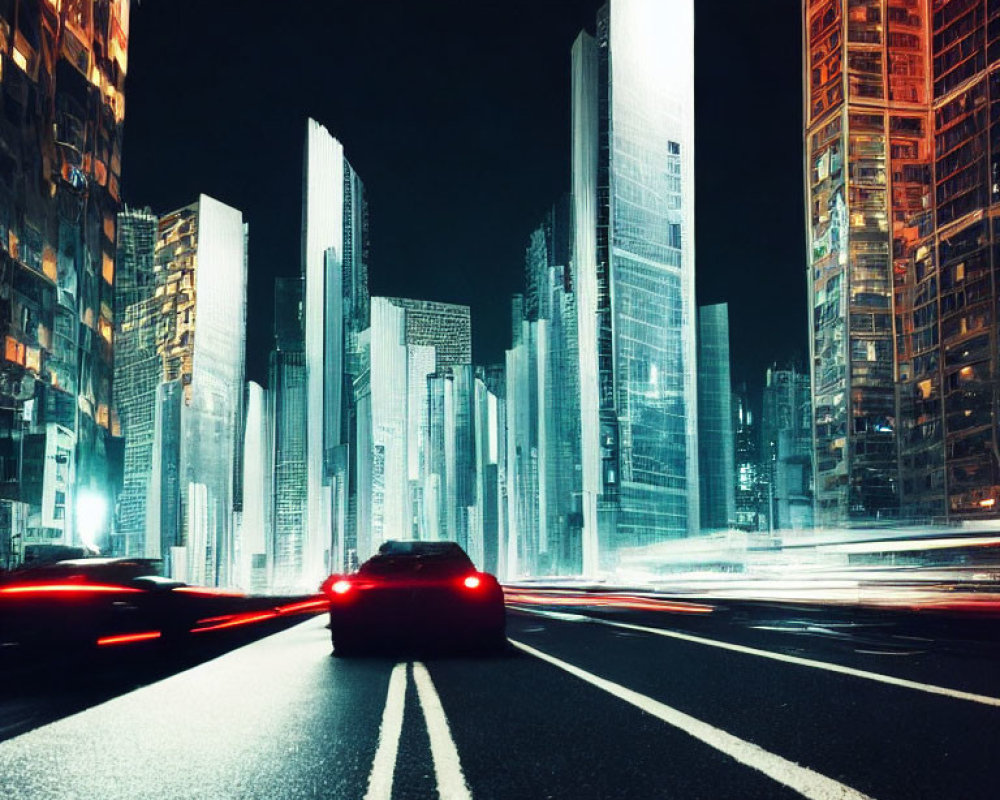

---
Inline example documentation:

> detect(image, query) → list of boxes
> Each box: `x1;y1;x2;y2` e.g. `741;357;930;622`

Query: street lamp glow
75;490;107;554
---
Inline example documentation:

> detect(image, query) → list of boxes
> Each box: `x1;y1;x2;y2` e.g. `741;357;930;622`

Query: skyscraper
114;207;159;556
733;386;768;533
804;0;932;524
697;304;735;531
506;198;583;577
572;0;698;574
762;365;814;532
354;296;473;561
269;277;308;590
896;0;1000;519
238;381;271;593
301;118;369;583
0;0;130;560
142;196;247;585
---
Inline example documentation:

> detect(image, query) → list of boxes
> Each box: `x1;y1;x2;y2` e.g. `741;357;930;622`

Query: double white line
365;662;472;800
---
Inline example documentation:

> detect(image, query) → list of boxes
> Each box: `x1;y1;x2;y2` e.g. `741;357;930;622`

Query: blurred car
322;540;506;655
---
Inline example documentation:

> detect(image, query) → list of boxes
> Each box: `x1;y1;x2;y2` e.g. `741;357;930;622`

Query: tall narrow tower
803;0;932;524
572;0;698;574
301;119;369;585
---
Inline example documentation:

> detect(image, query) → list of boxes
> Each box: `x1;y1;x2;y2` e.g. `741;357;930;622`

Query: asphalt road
0;602;997;800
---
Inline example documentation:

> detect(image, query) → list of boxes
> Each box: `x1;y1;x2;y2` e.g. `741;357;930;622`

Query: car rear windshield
358;552;475;579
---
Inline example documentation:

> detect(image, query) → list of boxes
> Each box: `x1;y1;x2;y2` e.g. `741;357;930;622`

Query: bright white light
75;490;107;554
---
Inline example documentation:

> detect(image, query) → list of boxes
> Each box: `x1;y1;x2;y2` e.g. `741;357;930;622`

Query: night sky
121;0;805;398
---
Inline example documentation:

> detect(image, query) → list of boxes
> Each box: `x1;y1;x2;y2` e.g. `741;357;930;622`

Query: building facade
572;0;698;574
0;0;130;562
113;196;247;585
697;303;735;531
354;296;474;562
761;365;814;531
896;0;1000;519
301;118;369;583
505;198;584;577
806;0;1000;524
113;207;158;556
269;277;309;590
804;0;931;524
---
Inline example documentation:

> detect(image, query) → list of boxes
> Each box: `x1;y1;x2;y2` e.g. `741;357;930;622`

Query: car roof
376;540;469;558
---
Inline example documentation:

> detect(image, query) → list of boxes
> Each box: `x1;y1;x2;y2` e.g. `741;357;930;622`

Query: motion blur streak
190;611;278;633
504;590;714;615
172;587;247;598
96;631;162;646
0;583;143;596
510;638;875;800
274;597;329;615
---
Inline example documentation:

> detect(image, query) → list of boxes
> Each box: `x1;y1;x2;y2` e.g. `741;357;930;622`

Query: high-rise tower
803;0;932;524
301;119;369;583
572;0;698;573
0;1;131;561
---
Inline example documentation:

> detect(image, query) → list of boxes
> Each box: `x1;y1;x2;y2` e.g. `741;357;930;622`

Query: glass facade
301;118;369;581
506;199;583;577
156;197;246;585
269;278;308;592
0;0;130;557
896;0;1000;518
238;382;271;593
111;197;246;584
805;0;932;524
573;0;698;574
113;208;157;556
355;297;474;562
762;366;815;531
697;304;735;531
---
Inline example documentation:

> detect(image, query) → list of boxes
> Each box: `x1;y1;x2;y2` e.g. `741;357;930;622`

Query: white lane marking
513;606;1000;708
363;662;408;800
413;662;473;800
510;639;875;800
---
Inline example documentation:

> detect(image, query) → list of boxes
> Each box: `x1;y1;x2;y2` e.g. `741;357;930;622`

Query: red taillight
331;580;352;595
463;575;481;590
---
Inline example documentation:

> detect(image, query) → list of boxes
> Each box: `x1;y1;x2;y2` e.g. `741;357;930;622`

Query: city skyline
120;1;806;398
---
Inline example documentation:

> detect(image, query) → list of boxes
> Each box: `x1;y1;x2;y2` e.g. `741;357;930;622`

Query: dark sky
121;0;806;395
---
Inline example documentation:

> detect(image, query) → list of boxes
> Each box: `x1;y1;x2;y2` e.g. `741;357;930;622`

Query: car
321;540;506;656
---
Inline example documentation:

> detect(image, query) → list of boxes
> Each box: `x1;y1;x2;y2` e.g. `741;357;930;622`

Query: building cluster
3;0;1000;588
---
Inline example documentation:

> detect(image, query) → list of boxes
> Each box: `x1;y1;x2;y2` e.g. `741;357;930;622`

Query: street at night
3;0;1000;796
1;599;997;800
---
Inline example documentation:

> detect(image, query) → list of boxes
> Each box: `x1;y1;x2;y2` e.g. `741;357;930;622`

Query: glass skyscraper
804;0;931;524
301;118;369;583
896;0;1000;519
269;277;308;590
572;0;698;574
697;304;735;532
0;0;130;559
805;0;1000;523
355;297;473;562
113;207;159;556
761;365;814;532
151;197;247;585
